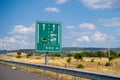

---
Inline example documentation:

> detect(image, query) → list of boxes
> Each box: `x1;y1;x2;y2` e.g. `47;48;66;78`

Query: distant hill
0;47;120;54
111;48;120;53
19;47;120;54
0;50;7;54
62;47;107;53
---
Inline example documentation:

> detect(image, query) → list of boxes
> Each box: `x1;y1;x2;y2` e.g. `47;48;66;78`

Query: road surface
0;64;51;80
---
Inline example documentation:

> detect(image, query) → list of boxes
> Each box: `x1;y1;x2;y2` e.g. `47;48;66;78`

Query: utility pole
5;42;7;51
108;37;110;57
76;41;79;53
16;42;19;51
3;40;5;50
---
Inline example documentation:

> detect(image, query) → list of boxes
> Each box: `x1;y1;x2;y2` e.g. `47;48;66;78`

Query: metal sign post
35;21;61;77
44;52;48;76
45;52;48;65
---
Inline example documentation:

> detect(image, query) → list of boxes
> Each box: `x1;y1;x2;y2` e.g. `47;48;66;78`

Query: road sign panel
35;21;61;52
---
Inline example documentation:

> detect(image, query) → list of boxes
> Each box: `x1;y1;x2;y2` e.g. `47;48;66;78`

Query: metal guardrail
0;59;120;80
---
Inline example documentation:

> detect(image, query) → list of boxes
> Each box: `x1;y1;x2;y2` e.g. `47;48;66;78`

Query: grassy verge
0;55;120;80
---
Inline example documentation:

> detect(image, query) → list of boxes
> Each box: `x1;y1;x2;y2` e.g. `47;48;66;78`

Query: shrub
91;58;95;62
105;62;111;66
77;64;84;68
60;55;65;59
66;53;74;57
26;54;32;58
66;57;72;67
35;57;41;59
16;55;22;58
98;62;101;65
50;57;55;60
50;53;61;57
66;57;71;63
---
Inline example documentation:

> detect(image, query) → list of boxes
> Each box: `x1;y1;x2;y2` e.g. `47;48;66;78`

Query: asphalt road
0;64;50;80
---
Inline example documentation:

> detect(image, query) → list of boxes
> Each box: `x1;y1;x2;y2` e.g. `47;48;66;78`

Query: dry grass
0;55;120;80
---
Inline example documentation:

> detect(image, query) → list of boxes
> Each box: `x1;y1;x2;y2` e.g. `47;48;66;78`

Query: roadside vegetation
0;50;120;80
16;51;22;58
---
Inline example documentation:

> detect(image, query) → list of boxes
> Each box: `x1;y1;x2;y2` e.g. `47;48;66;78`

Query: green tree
89;52;95;57
74;52;85;62
119;53;120;57
110;50;118;57
85;51;95;57
106;50;118;57
17;51;21;55
96;51;105;58
108;55;115;62
16;51;22;58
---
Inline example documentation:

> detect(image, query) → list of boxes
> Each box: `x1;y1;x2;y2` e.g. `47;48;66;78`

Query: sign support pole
44;52;48;76
45;52;48;65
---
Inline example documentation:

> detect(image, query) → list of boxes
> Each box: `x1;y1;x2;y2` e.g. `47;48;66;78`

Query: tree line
66;50;120;58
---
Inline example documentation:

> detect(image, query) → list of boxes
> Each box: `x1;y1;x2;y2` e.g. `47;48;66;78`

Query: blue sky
0;0;120;50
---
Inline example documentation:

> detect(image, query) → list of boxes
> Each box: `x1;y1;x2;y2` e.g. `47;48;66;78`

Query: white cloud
0;23;35;50
63;31;82;39
56;0;68;4
13;35;28;40
102;17;120;27
9;24;35;35
63;31;93;43
92;31;108;41
4;37;16;43
74;31;108;43
0;35;34;50
0;36;34;50
44;7;60;12
79;23;95;30
72;35;90;47
66;25;75;29
76;36;90;42
80;0;120;9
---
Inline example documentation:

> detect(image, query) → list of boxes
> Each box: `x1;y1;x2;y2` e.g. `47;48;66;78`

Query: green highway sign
35;21;61;52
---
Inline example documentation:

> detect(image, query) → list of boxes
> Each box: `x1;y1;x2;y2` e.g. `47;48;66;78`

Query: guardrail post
34;68;36;74
75;76;78;80
7;62;9;66
27;66;29;72
56;72;60;80
44;70;46;77
17;64;19;69
19;64;20;70
26;66;28;72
